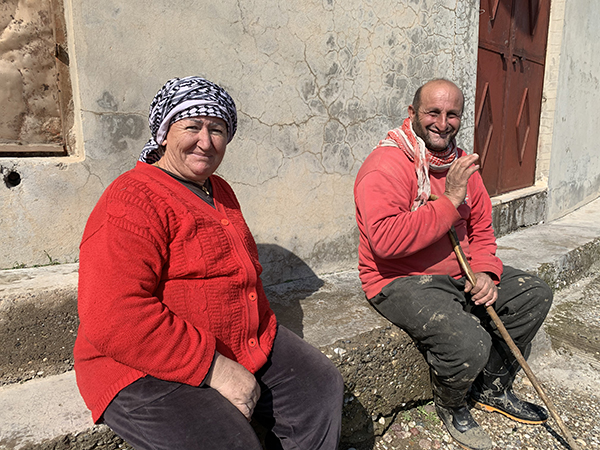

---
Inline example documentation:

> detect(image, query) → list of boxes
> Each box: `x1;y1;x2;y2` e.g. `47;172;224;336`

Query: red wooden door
474;0;551;196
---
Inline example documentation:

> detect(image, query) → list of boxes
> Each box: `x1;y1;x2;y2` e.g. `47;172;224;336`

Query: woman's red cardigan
74;162;277;422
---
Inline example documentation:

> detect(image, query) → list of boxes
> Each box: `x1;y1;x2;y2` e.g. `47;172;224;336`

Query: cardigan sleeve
77;184;216;387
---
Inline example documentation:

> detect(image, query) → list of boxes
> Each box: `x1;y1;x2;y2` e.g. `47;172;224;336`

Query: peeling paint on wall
0;0;63;145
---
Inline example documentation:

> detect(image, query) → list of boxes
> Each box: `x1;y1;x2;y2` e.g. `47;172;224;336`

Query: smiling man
409;80;463;151
353;79;553;450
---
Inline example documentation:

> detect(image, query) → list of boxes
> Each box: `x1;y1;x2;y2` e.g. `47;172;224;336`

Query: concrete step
1;196;600;449
495;195;600;289
529;264;600;396
0;264;78;387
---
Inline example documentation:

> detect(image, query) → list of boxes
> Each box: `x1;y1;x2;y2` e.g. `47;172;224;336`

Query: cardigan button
221;219;229;226
249;338;257;347
249;292;257;301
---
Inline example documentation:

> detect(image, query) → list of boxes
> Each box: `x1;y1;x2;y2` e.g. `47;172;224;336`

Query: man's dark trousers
368;265;553;399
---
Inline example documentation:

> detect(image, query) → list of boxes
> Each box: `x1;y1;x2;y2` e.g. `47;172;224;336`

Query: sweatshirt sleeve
465;171;503;281
355;151;461;259
77;184;216;387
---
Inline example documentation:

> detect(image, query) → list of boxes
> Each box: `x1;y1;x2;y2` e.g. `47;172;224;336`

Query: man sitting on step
353;78;553;450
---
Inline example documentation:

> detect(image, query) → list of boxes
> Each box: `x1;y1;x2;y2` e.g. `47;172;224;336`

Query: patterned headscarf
139;76;237;164
377;118;458;211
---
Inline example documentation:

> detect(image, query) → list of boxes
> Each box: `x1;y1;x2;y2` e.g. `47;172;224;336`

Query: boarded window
0;0;73;156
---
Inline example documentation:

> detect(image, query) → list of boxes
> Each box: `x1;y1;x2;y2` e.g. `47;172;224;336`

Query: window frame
0;0;73;158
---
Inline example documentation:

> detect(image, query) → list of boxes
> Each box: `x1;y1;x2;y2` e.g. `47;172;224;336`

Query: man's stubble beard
412;117;459;153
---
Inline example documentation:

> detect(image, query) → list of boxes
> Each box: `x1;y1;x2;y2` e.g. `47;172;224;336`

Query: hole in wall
4;170;22;188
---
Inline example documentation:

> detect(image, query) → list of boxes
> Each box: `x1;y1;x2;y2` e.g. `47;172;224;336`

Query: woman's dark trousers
102;326;344;450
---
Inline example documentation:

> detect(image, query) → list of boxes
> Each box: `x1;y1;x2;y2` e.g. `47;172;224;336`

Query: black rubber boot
471;342;548;424
432;372;492;450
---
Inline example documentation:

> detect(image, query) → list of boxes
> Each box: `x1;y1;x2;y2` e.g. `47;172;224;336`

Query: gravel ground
359;374;599;450
349;269;600;450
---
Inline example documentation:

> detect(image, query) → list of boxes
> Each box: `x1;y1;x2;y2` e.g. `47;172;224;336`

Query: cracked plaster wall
0;0;479;282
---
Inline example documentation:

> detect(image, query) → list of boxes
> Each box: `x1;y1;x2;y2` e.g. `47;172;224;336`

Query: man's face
408;82;463;152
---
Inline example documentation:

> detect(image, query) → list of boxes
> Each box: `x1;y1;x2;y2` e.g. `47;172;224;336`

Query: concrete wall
0;0;480;283
546;0;600;220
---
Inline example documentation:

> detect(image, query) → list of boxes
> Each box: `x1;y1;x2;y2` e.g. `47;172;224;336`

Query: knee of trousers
510;276;554;318
429;327;492;385
526;282;554;332
506;281;554;345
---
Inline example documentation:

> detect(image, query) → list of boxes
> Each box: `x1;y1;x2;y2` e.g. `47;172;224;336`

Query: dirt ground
352;375;599;450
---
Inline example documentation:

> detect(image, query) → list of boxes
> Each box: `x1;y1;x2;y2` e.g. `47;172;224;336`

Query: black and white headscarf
139;76;237;164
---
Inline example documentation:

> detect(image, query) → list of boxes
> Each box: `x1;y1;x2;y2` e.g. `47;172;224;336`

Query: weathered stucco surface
0;0;63;145
0;0;480;280
546;0;600;220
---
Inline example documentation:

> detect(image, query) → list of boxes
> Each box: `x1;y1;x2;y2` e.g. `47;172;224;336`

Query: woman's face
160;116;228;184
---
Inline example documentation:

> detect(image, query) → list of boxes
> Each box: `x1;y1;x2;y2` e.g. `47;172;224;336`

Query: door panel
513;0;551;64
500;58;545;191
474;0;551;196
475;48;505;196
479;0;512;56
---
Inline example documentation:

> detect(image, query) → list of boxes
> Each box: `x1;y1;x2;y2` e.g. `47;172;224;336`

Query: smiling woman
157;116;228;185
73;76;344;450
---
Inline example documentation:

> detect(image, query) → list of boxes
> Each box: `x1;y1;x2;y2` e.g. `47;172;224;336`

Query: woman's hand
464;272;498;307
205;352;261;420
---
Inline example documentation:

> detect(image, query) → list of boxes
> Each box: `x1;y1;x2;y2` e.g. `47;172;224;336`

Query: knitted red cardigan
74;162;277;422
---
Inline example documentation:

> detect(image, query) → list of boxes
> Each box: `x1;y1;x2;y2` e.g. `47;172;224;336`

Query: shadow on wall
258;243;322;287
257;243;324;339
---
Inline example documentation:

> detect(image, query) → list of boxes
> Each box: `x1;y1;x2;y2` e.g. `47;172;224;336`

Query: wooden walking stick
448;226;579;450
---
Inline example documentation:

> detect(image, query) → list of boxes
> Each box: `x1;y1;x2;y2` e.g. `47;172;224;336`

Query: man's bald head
412;79;465;117
408;79;464;152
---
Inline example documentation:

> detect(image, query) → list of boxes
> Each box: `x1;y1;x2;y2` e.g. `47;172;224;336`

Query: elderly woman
74;76;344;450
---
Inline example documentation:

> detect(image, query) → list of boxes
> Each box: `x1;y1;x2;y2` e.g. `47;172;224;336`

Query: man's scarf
139;76;238;164
377;118;458;211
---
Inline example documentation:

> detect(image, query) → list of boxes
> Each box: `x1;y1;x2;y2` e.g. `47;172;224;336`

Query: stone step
1;196;600;449
0;264;78;387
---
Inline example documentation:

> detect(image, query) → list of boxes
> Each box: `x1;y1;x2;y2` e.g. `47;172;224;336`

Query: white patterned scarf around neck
377;117;458;211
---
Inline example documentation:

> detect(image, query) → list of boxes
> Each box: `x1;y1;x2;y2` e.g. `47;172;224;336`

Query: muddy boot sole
472;400;548;424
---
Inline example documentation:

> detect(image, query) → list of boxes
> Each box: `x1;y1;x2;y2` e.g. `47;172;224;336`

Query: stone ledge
2;197;600;449
491;185;547;238
0;264;78;385
0;286;77;386
0;269;430;449
496;196;600;289
0;325;430;450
